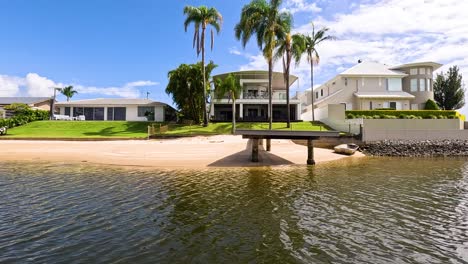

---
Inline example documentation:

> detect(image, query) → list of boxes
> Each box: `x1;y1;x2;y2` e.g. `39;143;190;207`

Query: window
389;102;397;109
426;79;431;91
369;101;373;110
410;79;418;92
138;106;155;117
320;89;323;96
344;78;348;86
73;107;84;117
419;79;426;91
427;69;432;76
64;107;70;116
387;78;402;91
419;68;426;75
410;68;418;75
315;91;319;99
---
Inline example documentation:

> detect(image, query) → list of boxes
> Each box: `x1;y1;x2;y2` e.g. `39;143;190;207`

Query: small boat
334;143;359;155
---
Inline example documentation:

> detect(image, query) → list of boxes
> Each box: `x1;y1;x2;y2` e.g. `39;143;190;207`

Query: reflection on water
1;158;468;263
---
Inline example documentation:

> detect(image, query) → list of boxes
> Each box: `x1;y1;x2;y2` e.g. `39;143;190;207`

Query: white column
104;107;108;120
296;104;301;120
239;104;243;118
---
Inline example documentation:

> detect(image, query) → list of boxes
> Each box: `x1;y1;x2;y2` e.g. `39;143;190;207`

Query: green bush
346;110;459;119
346;113;355;119
0;104;49;129
424;99;440;110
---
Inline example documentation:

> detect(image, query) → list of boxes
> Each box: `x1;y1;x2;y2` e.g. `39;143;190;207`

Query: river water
1;158;468;263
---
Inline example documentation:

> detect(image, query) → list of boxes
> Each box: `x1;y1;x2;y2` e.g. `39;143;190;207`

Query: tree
184;5;223;127
214;74;242;133
294;23;335;121
274;33;303;128
434;66;465;110
60;86;78;101
235;0;292;129
166;61;217;123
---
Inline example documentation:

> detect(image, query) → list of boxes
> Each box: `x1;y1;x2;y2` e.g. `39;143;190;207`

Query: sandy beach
0;135;364;168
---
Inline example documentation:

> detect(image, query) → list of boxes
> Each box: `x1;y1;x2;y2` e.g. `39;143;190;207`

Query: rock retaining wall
361;140;468;157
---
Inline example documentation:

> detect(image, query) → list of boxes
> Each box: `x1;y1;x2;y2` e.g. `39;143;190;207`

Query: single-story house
56;98;176;122
0;97;52;118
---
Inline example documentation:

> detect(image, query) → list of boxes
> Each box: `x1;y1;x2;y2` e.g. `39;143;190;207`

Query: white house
56;98;176;122
298;61;443;121
211;71;301;122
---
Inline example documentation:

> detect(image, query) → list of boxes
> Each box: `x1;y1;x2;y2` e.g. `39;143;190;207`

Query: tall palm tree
60;86;78;101
184;6;223;127
214;74;242;134
274;32;303;128
235;0;292;130
294;23;335;121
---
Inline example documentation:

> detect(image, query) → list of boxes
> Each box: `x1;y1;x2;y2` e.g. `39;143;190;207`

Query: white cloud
238;0;468;115
0;73;158;99
229;47;242;56
0;75;24;96
281;0;321;14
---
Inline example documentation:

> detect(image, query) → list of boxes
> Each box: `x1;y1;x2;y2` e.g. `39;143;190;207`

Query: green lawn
4;121;329;138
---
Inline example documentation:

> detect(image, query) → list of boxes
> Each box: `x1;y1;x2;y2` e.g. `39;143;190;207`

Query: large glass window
73;107;84;117
64;107;70;116
138;106;155;117
419;79;426;91
410;79;418;92
107;107;126;120
94;107;104;120
427;79;431;91
387;78;402;91
419;68;426;74
410;68;418;75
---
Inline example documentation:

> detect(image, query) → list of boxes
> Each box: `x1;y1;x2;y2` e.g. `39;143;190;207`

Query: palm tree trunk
67;96;70;102
201;24;208;127
286;62;290;128
311;61;315;122
268;59;273;130
232;96;236;134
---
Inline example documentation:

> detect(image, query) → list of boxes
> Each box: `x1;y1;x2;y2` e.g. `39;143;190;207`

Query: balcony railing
243;92;269;99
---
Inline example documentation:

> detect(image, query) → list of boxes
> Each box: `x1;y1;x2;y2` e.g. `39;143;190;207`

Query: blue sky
1;0;467;115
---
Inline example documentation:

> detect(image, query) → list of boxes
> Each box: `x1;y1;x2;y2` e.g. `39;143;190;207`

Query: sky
0;0;467;115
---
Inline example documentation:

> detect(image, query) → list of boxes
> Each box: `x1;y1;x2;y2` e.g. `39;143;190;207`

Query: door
389;102;397;109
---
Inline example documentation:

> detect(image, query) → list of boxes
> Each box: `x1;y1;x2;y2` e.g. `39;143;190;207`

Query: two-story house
211;71;301;122
299;61;442;120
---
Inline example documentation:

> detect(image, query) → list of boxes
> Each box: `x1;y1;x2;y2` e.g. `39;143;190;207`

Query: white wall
58;105;165;122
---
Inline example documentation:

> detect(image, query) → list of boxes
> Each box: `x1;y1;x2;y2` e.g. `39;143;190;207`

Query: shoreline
0;135;364;168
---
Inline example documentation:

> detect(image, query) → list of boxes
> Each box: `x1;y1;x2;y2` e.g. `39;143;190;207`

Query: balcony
243;91;269;99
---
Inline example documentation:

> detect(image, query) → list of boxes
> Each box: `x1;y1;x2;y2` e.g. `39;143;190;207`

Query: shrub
428;115;438;119
346;110;459;119
0;104;49;129
424;99;440;110
347;113;355;119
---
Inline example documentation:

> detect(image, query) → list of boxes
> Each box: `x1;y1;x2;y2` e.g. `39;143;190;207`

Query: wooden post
252;138;259;162
307;139;315;165
266;138;271;152
259;138;263;146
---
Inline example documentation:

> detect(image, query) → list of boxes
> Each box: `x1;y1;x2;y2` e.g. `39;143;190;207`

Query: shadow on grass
208;139;294;167
81;122;156;137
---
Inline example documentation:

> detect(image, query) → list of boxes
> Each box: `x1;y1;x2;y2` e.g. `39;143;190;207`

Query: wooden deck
234;129;340;165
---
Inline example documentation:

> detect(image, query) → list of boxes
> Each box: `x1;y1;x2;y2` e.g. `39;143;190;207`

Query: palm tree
294;23;335;121
60;86;78;101
214;74;242;133
184;6;223;127
274;32;304;128
235;0;292;130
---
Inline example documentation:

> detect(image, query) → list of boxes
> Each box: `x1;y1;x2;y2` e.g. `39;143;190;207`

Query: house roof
0;97;51;105
389;61;443;71
354;91;415;99
213;70;298;90
56;98;167;106
340;61;407;77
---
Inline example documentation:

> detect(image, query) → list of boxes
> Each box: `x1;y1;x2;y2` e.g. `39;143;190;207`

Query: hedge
345;110;462;120
0;106;49;128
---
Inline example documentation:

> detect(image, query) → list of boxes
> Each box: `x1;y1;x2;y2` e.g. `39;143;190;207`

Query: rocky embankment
361;140;468;157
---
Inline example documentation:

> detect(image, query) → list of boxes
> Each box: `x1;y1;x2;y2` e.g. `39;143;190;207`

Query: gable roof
0;97;51;105
55;98;167;106
339;61;407;77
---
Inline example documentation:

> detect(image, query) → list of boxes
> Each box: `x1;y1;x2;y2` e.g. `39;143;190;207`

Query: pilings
251;138;259;162
307;139;315;165
266;139;271;151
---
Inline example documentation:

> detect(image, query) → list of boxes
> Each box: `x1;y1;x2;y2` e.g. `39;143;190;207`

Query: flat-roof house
56;98;176;122
211;71;301;122
298;61;443;120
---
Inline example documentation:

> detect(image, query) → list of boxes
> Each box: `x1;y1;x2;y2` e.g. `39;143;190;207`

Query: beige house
299;61;442;120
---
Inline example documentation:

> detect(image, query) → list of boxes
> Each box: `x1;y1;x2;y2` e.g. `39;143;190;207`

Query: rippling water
1;158;468;263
